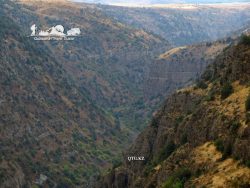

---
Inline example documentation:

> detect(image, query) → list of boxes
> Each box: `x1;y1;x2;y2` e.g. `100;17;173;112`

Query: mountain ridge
97;3;250;46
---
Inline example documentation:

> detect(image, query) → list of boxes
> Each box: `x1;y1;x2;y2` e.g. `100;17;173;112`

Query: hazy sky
72;0;250;4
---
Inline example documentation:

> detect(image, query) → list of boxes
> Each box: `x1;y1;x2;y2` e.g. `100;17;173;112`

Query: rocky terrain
144;40;229;102
96;36;250;188
1;0;250;187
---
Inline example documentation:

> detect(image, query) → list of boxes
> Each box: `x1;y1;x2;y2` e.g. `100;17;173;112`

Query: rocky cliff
96;36;250;188
144;40;229;101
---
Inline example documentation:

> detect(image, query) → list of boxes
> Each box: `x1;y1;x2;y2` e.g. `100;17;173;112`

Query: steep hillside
96;36;250;187
98;3;250;46
0;3;130;187
144;40;229;103
14;0;170;132
2;0;249;187
0;0;172;187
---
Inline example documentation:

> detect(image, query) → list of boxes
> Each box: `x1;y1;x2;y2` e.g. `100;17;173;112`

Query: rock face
144;41;229;100
96;37;250;188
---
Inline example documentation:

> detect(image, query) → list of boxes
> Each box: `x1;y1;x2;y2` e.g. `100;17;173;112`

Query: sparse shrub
205;90;215;101
215;139;232;160
196;80;208;89
239;35;250;45
30;149;37;158
215;139;224;152
174;168;192;182
206;42;212;47
175;115;184;125
230;121;240;133
180;134;188;145
194;168;202;177
163;177;183;188
202;70;213;81
54;148;62;163
112;158;122;169
26;59;36;65
245;160;250;168
69;155;76;164
0;168;6;182
63;165;78;183
246;112;250;124
56;177;74;188
162;168;191;188
221;142;232;160
149;140;177;171
158;141;176;162
151;117;159;127
221;82;233;99
143;162;155;176
245;94;250;111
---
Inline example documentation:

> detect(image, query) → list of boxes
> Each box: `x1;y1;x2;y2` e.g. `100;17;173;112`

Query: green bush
240;35;250;45
175;116;184;125
215;139;224;152
147;140;177;175
162;168;192;188
215;139;232;160
174;168;192;182
151;117;159;127
0;168;6;182
221;142;232;160
221;83;233;99
245;160;250;168
163;177;183;188
158;141;176;162
205;90;215;101
53;148;62;163
230;121;240;133
112;158;122;169
180;134;188;145
143;162;155;177
202;70;213;81
246;112;250;124
245;94;250;111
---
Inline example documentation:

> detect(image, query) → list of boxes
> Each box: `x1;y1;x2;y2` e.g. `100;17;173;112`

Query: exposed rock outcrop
96;37;250;188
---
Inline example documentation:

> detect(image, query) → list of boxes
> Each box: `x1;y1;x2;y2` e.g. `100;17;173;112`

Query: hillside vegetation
1;0;250;187
16;0;171;133
0;6;125;187
0;0;169;186
99;4;250;46
96;36;250;188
